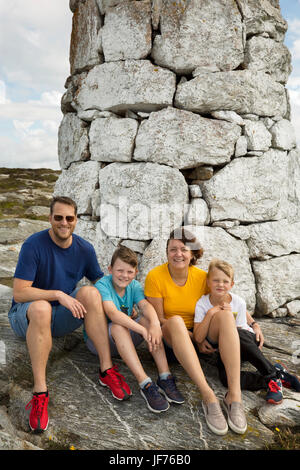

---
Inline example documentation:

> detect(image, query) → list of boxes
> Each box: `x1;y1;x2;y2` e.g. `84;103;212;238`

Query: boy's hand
147;322;162;352
197;339;217;354
220;302;232;313
207;306;220;316
131;307;138;319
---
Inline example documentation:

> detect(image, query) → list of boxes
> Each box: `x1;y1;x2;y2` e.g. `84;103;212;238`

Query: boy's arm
137;298;162;349
102;300;148;341
193;307;218;345
246;310;264;348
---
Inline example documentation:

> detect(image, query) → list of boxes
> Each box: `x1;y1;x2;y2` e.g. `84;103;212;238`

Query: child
85;245;184;413
194;259;300;405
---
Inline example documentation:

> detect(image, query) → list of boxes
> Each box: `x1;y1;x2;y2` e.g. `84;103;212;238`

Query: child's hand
147;323;162;353
220;302;232;312
207;306;220;316
131;307;138;319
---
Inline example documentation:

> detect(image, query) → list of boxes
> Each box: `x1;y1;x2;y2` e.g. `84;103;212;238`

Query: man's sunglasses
53;215;76;222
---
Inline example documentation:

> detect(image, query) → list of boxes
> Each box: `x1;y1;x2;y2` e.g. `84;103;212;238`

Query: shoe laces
25;394;47;418
162;375;176;391
107;365;126;385
145;382;161;398
268;379;281;393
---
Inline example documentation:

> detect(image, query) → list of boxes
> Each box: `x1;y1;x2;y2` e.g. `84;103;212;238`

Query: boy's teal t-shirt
94;275;145;322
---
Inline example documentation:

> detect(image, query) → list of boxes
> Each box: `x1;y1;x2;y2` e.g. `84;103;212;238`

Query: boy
85;245;184;413
194;259;300;405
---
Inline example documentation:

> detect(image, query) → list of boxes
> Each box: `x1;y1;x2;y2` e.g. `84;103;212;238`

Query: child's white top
194;292;254;333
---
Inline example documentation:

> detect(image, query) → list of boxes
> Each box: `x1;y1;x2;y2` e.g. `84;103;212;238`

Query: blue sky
0;1;299;169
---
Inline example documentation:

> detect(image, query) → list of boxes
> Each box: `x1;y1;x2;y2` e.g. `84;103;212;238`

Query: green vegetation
265;426;300;450
0;167;60;220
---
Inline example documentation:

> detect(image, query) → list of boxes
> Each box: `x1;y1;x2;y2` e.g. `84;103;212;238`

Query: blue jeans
8;288;83;338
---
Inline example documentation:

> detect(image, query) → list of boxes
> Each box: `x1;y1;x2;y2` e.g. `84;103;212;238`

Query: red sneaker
99;365;132;401
25;391;49;432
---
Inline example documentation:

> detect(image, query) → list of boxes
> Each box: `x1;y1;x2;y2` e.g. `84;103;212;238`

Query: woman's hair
110;244;138;268
207;259;234;281
166;227;203;265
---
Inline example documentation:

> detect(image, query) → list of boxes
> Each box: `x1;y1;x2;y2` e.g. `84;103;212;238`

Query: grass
0;167;60;220
265;426;300;450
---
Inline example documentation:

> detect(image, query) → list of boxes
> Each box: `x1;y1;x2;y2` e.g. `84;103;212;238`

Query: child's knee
110;323;129;339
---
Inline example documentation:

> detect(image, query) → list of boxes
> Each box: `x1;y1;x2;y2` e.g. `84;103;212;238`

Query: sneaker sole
157;386;185;405
266;398;283;405
29;418;49;433
222;401;247;435
140;389;170;413
201;402;228;436
99;378;132;401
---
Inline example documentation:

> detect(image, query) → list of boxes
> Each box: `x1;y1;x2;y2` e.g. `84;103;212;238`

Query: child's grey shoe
201;401;228;436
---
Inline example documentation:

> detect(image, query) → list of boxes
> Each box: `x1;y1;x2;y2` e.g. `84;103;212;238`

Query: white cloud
0;119;60;169
0;0;71;168
0;80;10;104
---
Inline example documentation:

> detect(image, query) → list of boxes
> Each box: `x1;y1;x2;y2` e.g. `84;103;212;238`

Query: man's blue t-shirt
94;275;145;322
13;229;103;306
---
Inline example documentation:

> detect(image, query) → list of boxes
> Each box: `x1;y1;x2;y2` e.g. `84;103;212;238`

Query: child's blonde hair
207;259;234;281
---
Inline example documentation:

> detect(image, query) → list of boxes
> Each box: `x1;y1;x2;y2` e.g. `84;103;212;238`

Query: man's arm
13;278;87;319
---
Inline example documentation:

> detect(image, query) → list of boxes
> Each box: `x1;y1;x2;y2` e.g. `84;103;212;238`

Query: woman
144;227;247;435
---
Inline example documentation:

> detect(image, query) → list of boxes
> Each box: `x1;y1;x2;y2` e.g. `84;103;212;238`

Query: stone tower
55;0;300;317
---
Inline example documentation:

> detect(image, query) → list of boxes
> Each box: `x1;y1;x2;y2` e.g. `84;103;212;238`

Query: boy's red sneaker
99;365;132;401
25;391;49;433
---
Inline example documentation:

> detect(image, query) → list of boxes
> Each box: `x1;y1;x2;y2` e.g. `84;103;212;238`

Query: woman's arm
145;296;167;325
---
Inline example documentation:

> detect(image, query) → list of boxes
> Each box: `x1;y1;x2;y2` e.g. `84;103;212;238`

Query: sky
0;1;299;170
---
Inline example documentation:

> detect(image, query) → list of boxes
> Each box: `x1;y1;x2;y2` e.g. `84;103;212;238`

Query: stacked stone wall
55;0;300;317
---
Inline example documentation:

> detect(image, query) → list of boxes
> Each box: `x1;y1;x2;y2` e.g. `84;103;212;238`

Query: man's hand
56;291;87;319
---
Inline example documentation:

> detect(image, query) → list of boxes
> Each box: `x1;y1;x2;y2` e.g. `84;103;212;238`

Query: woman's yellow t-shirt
144;263;208;329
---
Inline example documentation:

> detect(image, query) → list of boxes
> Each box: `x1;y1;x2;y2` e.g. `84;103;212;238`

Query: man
8;196;130;433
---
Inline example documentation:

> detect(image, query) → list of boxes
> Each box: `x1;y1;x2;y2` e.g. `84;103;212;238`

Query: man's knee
76;285;102;305
27;300;52;326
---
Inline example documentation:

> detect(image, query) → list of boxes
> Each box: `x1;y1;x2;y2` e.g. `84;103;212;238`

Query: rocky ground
0;168;299;451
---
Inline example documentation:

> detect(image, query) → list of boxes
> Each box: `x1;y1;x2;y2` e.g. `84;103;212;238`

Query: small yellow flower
275;427;280;432
48;435;52;441
69;445;76;450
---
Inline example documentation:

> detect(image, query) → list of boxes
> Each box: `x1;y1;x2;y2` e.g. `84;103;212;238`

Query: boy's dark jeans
217;328;277;391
